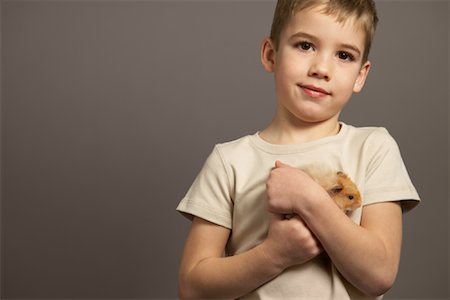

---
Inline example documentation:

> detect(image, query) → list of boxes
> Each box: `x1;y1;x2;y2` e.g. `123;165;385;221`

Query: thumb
271;213;290;223
271;213;296;222
275;160;289;168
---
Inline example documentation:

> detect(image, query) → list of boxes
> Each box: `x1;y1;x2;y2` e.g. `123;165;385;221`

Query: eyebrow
289;31;362;57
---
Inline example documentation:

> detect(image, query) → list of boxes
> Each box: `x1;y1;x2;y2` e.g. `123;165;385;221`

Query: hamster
304;167;362;215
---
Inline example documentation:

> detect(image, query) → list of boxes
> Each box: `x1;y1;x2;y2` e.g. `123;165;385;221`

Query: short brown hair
269;0;378;63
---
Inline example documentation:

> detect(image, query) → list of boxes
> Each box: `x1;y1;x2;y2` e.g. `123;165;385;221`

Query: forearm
297;199;402;296
179;242;282;299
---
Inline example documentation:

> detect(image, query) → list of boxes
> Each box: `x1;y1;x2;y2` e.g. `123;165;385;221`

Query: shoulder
197;134;258;178
343;124;398;151
345;124;394;142
215;134;255;150
340;124;405;176
213;133;258;161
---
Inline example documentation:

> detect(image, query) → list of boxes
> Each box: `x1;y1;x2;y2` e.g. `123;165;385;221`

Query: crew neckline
250;122;348;154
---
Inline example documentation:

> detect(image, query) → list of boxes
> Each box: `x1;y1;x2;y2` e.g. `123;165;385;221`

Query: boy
177;0;420;298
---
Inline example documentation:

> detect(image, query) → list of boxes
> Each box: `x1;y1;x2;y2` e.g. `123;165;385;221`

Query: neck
259;111;341;145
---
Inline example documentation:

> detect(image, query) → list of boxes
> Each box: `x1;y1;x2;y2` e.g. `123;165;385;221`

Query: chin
280;102;340;124
292;113;335;124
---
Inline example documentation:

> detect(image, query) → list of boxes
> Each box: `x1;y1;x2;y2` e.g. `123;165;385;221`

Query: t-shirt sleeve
176;145;233;229
363;128;420;212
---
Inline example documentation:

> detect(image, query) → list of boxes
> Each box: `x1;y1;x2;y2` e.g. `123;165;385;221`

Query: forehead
282;5;366;49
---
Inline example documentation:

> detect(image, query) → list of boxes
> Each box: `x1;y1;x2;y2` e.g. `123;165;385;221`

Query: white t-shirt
177;122;420;299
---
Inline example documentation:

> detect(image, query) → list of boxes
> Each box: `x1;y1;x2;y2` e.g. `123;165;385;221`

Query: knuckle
311;246;322;256
298;233;311;244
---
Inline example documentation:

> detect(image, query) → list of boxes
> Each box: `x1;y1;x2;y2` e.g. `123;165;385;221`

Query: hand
261;213;323;270
266;160;327;215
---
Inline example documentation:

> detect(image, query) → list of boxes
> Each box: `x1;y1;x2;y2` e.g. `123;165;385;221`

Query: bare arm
178;217;279;299
300;200;402;296
178;215;322;299
267;161;402;296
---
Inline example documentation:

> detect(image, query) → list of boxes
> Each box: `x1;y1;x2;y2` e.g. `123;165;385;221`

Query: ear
330;184;344;194
336;171;348;179
353;60;371;93
260;37;276;73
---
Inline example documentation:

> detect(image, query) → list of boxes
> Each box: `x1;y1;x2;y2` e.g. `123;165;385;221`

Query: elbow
178;271;203;300
178;280;188;299
178;275;196;299
367;282;393;297
360;246;400;297
363;269;397;297
178;286;192;300
178;283;195;299
178;283;207;300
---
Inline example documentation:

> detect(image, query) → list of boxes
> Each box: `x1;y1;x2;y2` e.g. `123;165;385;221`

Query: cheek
274;72;292;96
275;52;305;80
335;74;359;98
276;62;295;80
275;63;302;92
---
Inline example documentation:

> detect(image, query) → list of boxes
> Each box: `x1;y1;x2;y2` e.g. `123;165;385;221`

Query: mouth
298;84;331;98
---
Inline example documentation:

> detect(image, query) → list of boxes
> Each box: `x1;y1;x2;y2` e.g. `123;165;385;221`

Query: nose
308;55;331;81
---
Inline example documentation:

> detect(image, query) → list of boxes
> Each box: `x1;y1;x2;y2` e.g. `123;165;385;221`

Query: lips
299;84;331;97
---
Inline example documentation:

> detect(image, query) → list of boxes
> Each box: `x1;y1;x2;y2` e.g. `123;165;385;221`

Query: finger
289;214;305;223
288;215;310;229
270;213;285;221
284;213;294;220
316;241;324;251
275;160;288;168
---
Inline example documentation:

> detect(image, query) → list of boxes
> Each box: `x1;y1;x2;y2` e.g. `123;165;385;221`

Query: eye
296;41;314;51
348;195;354;200
337;51;354;61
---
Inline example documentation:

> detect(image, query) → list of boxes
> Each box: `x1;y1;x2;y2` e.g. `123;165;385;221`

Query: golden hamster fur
303;167;362;215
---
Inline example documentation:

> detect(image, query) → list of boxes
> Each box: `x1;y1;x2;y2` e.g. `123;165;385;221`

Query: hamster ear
330;184;343;194
336;171;348;179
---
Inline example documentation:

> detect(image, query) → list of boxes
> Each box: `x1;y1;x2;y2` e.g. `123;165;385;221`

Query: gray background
1;0;448;299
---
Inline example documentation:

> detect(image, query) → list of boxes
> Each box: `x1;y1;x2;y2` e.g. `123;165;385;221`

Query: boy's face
262;5;371;124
